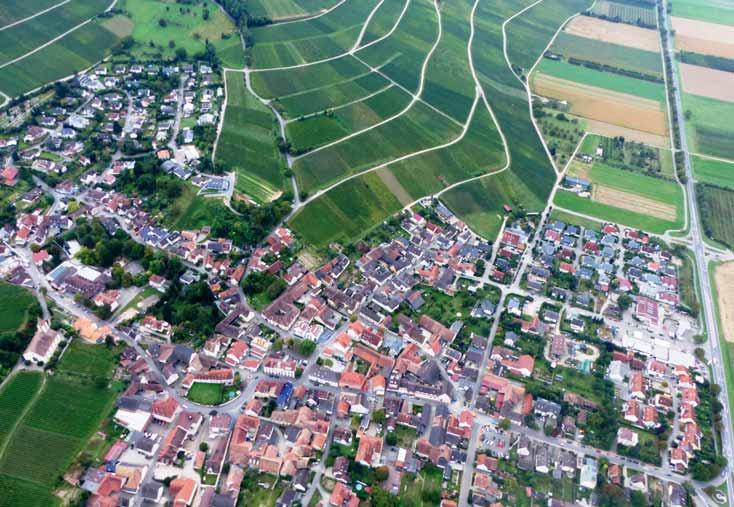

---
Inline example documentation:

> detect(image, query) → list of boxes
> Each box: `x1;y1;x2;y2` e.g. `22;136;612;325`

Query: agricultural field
550;33;662;77
589;0;656;26
671;17;734;59
0;372;43;450
692;156;734;189
679;63;734;102
0;0;112;67
0;342;118;506
55;341;119;379
122;0;244;67
245;0;339;21
671;0;734;26
0;0;62;27
697;184;734;248
0;18;129;97
0;283;36;334
681;93;734;160
563;15;660;52
555;161;685;233
216;71;284;202
581;134;675;178
249;0;379;68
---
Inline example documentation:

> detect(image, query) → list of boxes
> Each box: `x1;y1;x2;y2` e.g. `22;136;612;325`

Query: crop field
533;74;668;136
698;184;734;248
249;0;379;68
563;15;660;52
216;71;284;200
535;59;666;102
0;0;61;27
682;93;734;159
671;0;734;26
590;0;656;26
692;156;734;189
0;0;112;67
554;162;684;232
679;63;734;102
551;33;662;77
0;343;117;504
0;19;127;97
672;17;734;59
583;118;670;148
246;0;339;21
123;0;244;67
0;283;36;333
287;0;592;245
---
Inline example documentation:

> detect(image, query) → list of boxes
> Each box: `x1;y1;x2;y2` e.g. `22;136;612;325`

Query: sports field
216;71;284;202
123;0;244;67
692;156;734;189
0;343;118;506
0;18;129;97
554;162;684;233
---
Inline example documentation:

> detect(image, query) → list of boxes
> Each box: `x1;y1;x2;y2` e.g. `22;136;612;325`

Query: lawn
682;92;734;159
216;71;284;200
397;465;444;506
0;283;36;333
692;156;734;189
187;382;237;405
56;341;119;379
238;472;284;507
0;19;128;97
671;0;734;25
123;0;245;67
536;58;666;103
551;32;662;77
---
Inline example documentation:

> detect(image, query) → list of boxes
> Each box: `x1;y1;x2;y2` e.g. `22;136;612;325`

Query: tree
498;418;511;431
199;442;209;452
374;466;389;482
296;339;316;357
385;432;398;446
159;18;167;27
617;294;633;311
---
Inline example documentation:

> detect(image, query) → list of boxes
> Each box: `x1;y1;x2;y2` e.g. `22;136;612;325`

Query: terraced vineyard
225;0;594;245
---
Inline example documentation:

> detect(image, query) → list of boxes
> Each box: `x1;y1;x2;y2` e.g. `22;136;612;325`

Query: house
579;457;598;489
23;319;62;364
616;427;639;447
355;434;383;467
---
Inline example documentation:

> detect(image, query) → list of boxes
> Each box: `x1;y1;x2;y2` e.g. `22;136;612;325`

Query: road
661;0;734;500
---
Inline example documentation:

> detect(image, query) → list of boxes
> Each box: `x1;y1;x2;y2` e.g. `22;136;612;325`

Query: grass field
551;33;662;76
0;283;36;334
249;0;379;68
0;341;118;503
0;0;112;67
123;0;245;67
554;161;684;233
671;0;734;25
697;184;734;248
56;341;118;379
246;0;338;21
0;0;61;27
682;92;734;160
0;18;128;97
692;156;734;189
536;58;666;103
216;71;284;200
187;382;237;405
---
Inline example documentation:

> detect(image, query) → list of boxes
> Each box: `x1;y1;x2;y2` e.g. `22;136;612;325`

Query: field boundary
0;373;45;465
0;0;71;32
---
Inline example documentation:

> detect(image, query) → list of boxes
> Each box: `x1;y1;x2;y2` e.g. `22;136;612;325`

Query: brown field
680;63;734;102
584;118;671;148
564;15;660;52
533;74;668;136
376;167;412;206
714;262;734;343
567;160;591;179
672;17;734;58
592;185;677;220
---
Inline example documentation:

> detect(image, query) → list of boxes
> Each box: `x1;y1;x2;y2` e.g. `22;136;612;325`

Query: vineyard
697;183;734;248
591;0;656;27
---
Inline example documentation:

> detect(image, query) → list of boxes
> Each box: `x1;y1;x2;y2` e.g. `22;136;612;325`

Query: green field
246;0;338;21
250;0;379;68
536;58;666;103
0;18;128;97
56;341;118;379
187;382;238;405
671;0;734;25
0;283;36;334
0;0;112;67
123;0;244;67
216;71;284;200
0;342;118;504
692;156;734;189
697;184;734;248
682;92;734;160
590;0;656;26
554;161;684;233
551;32;662;77
0;0;61;27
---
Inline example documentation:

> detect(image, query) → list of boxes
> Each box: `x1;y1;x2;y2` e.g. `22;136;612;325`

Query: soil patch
679;63;734;102
584;118;671;148
714;262;734;343
564;15;660;52
672;17;734;59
